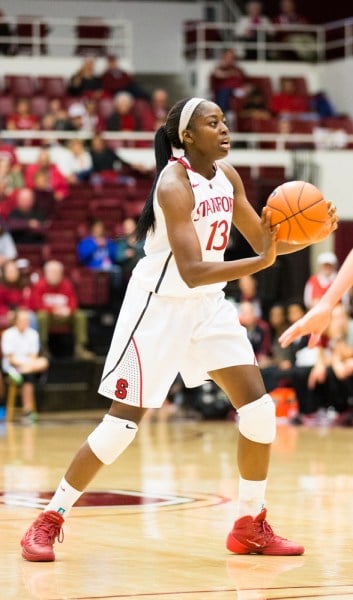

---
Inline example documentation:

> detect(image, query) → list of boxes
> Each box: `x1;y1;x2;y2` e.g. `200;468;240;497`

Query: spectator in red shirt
0;259;33;330
101;55;149;100
25;149;69;201
270;77;309;117
209;48;250;113
6;98;40;145
30;260;94;359
106;92;142;132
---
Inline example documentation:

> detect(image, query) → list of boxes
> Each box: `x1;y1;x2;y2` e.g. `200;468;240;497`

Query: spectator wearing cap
304;252;350;310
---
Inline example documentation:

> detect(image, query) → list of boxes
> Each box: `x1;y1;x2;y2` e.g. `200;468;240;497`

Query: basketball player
280;247;352;349
21;97;337;562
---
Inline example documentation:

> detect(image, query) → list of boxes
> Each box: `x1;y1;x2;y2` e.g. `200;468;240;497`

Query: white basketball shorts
98;278;256;408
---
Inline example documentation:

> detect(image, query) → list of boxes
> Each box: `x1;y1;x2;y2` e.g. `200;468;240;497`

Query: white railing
183;18;353;62
0;16;132;60
2;129;353;158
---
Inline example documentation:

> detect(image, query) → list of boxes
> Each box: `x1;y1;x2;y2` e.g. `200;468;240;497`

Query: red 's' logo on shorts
115;378;128;399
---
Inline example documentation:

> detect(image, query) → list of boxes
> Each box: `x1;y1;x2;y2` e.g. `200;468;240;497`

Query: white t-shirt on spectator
1;326;40;373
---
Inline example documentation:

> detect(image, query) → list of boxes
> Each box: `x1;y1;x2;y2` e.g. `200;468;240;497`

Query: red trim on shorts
132;336;143;407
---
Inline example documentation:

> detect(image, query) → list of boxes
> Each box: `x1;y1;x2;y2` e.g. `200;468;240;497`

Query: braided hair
136;97;204;241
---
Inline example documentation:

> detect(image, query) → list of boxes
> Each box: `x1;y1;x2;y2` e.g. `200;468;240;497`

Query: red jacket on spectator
25;163;69;200
270;93;309;115
30;278;78;313
0;144;18;166
6;113;39;130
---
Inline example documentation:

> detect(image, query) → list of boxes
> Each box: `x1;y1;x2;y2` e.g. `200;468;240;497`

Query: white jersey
132;156;234;297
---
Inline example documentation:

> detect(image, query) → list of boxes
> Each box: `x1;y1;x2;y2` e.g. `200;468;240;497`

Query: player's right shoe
226;508;304;555
21;511;64;562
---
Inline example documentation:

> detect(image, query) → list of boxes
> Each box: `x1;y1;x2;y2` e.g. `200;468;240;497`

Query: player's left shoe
226;508;304;555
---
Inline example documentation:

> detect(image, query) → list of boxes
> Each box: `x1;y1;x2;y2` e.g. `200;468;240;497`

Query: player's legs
209;364;270;481
64;401;147;491
21;400;147;562
209;363;304;555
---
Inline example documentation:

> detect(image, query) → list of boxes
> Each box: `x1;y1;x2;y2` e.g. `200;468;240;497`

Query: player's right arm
157;165;278;288
279;249;353;348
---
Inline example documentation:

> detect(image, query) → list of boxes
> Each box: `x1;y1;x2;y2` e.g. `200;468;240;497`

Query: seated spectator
8;188;47;244
0;259;33;330
1;308;48;423
115;217;145;289
41;99;69;132
269;77;310;118
101;55;149;100
0;223;17;267
64;102;88;132
77;219;122;311
238;86;272;121
66;57;102;98
30;260;94;360
304;251;350;310
0;156;24;200
67;139;93;183
235;274;262;317
0;144;18;165
77;219;117;271
326;305;353;425
273;0;316;61
235;1;274;60
151;88;170;127
284;299;329;424
238;300;272;367
89;134;147;186
105;91;142;132
209;48;250;114
83;98;104;133
25;149;69;201
6;98;40;145
310;91;337;119
260;302;293;391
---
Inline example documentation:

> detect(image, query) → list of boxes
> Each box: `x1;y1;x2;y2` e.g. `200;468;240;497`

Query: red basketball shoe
226;508;304;555
21;511;64;562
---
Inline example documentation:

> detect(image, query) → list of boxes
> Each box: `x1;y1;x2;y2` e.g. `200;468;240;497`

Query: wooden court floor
1;411;353;600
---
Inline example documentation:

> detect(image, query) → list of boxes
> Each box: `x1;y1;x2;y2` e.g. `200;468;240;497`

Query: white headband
178;97;206;143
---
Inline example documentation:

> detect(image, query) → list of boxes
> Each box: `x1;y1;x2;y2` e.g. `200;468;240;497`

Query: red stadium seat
248;76;273;104
4;75;37;97
37;76;67;99
31;95;49;117
0;95;15;117
71;267;111;308
74;17;110;56
15;16;49;55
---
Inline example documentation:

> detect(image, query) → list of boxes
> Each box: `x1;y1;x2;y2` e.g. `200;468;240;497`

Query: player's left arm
219;161;338;255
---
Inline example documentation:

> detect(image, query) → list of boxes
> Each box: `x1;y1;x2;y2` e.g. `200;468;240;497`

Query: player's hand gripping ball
266;180;332;244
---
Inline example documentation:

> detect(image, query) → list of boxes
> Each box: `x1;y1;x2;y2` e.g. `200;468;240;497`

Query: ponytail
136;125;172;241
136;97;202;242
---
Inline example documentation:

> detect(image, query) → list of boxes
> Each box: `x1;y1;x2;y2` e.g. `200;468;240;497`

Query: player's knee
237;393;276;444
87;414;138;465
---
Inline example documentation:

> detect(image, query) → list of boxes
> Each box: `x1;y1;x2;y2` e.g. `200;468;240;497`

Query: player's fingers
279;325;300;347
308;332;321;348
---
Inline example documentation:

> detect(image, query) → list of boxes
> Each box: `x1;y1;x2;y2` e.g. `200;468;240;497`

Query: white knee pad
237;394;276;444
87;414;138;465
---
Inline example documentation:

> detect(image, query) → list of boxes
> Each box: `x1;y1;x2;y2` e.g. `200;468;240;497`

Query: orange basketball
266;180;330;244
